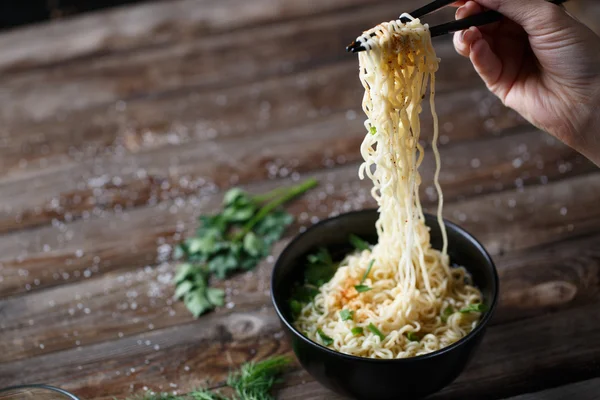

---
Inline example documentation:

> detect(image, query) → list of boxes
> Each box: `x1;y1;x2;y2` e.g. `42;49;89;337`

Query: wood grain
1;0;600;398
1;170;599;363
503;378;600;400
0;130;593;298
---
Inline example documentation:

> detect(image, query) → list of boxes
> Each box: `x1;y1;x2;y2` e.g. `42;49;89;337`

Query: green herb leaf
208;253;239;279
185;290;213;318
459;303;488;314
349;234;370;251
359;259;375;285
187;236;217;255
307;247;333;265
174;280;194;300
223;188;247;206
368;323;385;341
441;306;454;322
369;126;377;135
289;300;303;318
174;263;195;284
197;215;227;237
206;287;225;307
351;327;364;336
354;285;371;293
406;332;420;342
340;309;354;321
254;210;294;246
288;284;319;321
317;328;334;346
222;204;256;222
304;247;339;286
243;232;266;257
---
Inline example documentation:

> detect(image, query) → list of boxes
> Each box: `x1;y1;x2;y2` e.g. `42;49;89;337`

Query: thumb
473;0;571;36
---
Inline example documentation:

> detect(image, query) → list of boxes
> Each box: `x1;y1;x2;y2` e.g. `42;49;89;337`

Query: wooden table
1;1;599;399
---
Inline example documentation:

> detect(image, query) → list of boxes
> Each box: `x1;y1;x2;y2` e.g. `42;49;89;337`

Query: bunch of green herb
126;356;292;400
174;178;318;317
227;355;290;400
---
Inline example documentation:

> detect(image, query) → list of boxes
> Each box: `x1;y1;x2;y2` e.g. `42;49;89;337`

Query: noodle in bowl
293;15;484;359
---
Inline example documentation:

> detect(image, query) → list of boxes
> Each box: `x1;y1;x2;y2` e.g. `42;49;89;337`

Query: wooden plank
494;233;600;325
0;81;532;233
0;0;404;72
1;225;598;365
1;0;596;179
1;297;599;399
503;378;600;400
0;130;592;297
0;3;468;130
1;169;599;363
0;46;489;182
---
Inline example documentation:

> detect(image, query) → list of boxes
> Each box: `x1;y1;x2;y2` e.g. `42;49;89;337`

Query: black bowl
271;209;498;400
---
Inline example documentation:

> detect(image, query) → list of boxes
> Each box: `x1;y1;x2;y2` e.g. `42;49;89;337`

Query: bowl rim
0;384;80;399
271;208;499;364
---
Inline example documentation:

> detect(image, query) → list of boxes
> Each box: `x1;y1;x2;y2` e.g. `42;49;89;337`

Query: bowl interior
272;209;498;344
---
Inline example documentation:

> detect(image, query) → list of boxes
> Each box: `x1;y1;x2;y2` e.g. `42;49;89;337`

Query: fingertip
453;30;470;58
469;37;504;95
463;27;483;45
456;1;485;19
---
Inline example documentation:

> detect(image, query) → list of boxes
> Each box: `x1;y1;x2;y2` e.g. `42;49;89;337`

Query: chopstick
346;0;569;53
430;0;568;37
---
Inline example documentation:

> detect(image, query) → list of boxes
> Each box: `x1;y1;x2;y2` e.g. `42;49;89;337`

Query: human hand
452;0;600;166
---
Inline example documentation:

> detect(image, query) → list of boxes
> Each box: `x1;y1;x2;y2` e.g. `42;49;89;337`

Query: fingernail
456;6;466;19
463;29;473;43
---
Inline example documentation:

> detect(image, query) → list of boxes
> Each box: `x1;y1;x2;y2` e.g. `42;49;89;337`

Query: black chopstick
347;0;569;52
401;0;461;22
348;0;456;52
430;0;568;37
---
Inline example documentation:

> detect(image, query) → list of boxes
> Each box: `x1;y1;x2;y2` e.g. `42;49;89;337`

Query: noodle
293;15;484;359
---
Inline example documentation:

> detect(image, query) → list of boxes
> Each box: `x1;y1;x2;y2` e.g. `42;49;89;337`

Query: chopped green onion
406;332;420;342
354;285;371;293
351;327;364;336
349;234;370;251
317;328;334;346
367;323;385;341
353;260;375;293
360;260;375;284
459;303;488;314
340;309;354;321
369;126;377;135
441;306;454;322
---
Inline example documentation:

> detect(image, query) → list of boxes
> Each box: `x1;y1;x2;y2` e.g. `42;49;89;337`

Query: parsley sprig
174;178;318;317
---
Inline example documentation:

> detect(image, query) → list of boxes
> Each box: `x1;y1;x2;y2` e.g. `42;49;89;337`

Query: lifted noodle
294;15;484;359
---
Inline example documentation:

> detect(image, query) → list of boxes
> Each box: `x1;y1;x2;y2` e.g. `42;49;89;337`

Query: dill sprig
227;356;291;400
125;356;292;400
